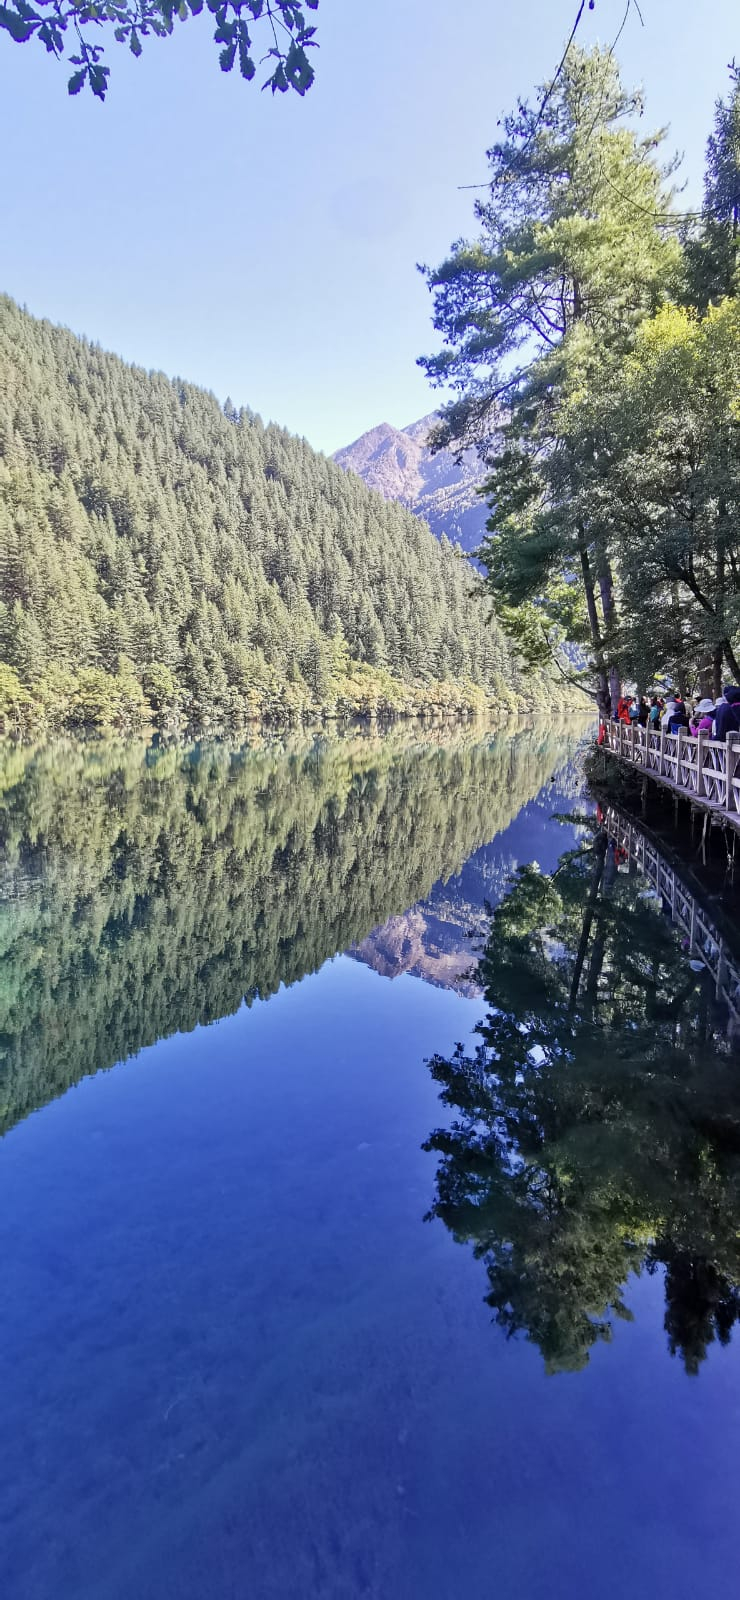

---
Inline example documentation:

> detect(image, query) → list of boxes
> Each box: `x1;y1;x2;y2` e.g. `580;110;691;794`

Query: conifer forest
0;297;555;734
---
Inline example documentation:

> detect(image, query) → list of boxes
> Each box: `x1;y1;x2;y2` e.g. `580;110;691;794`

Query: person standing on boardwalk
713;687;740;740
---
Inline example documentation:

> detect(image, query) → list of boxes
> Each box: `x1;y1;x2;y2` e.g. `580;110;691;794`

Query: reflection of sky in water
1;760;738;1599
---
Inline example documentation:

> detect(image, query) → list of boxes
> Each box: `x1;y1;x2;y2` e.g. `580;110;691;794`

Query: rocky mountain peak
333;413;489;554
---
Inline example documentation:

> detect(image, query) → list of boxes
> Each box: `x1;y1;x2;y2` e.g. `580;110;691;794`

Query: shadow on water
0;722;583;1135
423;808;740;1377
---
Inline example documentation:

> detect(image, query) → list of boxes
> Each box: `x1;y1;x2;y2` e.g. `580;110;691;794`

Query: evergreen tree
685;64;740;310
420;47;679;712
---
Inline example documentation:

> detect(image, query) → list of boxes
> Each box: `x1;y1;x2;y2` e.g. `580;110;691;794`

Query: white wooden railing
601;720;740;821
602;803;740;1035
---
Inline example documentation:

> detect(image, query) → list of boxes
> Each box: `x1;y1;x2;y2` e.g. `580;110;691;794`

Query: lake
1;726;739;1600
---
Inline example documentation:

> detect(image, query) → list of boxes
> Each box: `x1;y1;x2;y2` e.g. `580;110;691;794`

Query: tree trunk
698;650;719;699
584;844;617;1007
569;833;608;1011
713;645;724;701
579;537;610;716
715;543;727;696
722;638;740;683
597;562;620;714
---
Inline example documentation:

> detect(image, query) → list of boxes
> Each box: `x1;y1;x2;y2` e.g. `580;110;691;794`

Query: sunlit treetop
0;0;318;100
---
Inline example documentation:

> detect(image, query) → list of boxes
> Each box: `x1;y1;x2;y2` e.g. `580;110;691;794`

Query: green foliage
576;299;740;687
684;64;740;311
141;659;179;713
420;47;678;445
425;826;740;1375
0;724;581;1134
420;45;679;709
0;662;33;732
0;0;318;101
0;296;564;732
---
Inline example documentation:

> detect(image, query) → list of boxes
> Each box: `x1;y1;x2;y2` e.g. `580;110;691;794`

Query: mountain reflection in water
424;814;740;1377
350;777;586;994
0;725;583;1136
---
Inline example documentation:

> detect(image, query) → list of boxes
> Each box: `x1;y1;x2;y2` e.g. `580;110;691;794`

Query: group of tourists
614;685;740;740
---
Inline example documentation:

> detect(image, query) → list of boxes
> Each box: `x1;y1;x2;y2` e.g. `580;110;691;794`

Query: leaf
219;38;236;72
0;4;38;43
89;61;110;99
284;40;313;95
238;34;254;79
129;26;141;54
37;18;63;52
67;67;86;94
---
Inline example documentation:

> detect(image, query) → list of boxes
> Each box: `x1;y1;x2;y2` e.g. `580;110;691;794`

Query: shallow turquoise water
1;730;739;1599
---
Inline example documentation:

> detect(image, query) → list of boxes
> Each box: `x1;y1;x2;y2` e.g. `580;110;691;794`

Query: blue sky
1;0;738;453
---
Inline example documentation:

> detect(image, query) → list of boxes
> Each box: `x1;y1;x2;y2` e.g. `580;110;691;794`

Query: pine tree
685;64;740;310
420;46;679;712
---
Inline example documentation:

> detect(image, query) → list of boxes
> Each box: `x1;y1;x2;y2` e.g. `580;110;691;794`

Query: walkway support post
696;730;706;798
727;735;740;815
676;725;685;778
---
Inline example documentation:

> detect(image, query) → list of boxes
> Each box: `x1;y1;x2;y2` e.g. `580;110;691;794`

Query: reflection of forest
351;759;586;994
425;824;740;1377
0;725;581;1136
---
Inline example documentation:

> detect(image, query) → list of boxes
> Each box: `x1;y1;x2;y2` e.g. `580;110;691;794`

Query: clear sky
1;0;737;454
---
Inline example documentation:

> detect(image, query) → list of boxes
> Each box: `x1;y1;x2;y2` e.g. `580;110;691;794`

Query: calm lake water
1;726;739;1600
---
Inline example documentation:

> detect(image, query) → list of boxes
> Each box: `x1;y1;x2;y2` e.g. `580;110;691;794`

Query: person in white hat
690;698;716;735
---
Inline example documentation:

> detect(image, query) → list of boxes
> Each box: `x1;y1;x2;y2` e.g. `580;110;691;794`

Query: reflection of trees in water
0;725;580;1136
424;826;740;1375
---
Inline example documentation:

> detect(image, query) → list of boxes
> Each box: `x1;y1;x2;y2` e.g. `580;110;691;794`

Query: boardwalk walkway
602;801;740;1038
601;720;740;833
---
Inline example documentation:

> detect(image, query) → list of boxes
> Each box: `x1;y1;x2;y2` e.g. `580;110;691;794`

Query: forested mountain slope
0;298;549;730
333;416;489;554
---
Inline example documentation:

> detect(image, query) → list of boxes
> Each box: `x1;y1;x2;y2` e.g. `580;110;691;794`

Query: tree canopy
0;0;318;100
421;48;740;706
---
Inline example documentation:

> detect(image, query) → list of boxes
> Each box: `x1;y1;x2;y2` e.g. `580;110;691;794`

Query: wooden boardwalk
600;720;740;833
602;801;740;1037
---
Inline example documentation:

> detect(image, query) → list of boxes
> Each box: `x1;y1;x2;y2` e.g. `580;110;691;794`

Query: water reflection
0;725;581;1135
424;816;740;1375
351;760;585;994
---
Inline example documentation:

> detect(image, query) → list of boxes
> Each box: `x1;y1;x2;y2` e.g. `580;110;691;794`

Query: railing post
631;721;637;762
659;725;666;777
696;730;706;797
676;726;685;788
726;735;740;814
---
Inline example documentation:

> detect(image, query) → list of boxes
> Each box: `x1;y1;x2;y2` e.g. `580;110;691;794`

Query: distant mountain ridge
333;415;489;553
